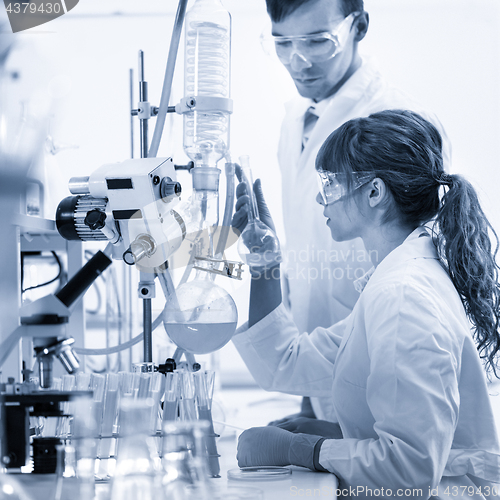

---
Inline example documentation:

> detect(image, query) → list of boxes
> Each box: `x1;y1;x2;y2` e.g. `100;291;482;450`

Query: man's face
271;0;358;101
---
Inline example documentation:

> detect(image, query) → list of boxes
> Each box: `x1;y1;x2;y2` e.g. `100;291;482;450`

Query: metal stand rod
137;51;154;364
129;68;134;159
142;297;152;363
138;51;149;159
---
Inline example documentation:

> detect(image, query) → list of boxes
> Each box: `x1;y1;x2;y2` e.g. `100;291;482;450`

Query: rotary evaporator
55;0;240;364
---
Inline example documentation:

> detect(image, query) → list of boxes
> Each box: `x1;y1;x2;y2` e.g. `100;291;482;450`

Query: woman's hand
231;165;276;235
237;426;327;471
237;426;293;467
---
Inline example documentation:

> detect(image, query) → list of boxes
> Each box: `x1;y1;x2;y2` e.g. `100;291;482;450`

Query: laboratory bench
213;387;339;498
7;387;338;499
12;448;338;500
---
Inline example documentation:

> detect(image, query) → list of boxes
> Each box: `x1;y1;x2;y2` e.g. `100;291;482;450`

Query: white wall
4;0;500;385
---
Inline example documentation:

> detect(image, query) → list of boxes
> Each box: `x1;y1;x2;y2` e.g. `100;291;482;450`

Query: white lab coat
233;228;500;496
278;60;452;421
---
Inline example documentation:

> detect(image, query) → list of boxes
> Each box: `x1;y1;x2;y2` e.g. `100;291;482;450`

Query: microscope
0;249;111;472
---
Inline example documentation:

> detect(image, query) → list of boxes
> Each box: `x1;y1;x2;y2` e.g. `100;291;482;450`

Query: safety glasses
317;170;374;205
261;12;360;65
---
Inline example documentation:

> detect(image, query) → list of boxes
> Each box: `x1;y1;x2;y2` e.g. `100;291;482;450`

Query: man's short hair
266;0;364;23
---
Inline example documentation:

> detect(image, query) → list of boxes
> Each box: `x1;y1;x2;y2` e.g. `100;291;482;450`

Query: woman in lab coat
232;109;500;497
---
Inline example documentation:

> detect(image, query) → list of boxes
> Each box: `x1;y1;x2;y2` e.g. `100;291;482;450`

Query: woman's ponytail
434;175;500;376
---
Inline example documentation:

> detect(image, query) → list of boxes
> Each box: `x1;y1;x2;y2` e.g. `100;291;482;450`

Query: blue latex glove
231;165;275;235
276;417;343;439
237;426;326;471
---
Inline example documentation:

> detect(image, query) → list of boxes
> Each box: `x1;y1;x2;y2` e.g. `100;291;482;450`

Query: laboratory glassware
178;370;197;421
193;370;220;477
110;399;159;500
68;393;98;500
163;269;238;354
183;0;231;167
236;156;281;272
161;420;213;500
96;373;120;479
162;371;180;422
0;475;34;500
227;466;292;481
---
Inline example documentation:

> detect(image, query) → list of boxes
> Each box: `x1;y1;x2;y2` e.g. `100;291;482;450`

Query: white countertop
9;387;339;499
210;387;339;499
215;438;338;500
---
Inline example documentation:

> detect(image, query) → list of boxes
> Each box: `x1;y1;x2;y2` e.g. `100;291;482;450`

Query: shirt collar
353;227;436;294
354;266;375;294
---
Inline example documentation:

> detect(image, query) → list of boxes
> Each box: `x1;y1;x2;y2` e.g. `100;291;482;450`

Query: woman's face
316;168;376;241
316;177;373;242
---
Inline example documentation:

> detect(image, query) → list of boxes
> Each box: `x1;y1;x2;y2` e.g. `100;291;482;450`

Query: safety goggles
261;12;360;65
317;170;374;205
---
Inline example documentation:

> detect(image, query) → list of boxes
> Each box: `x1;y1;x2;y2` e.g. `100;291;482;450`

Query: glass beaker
236;156;281;272
0;475;34;500
68;393;98;500
160;420;213;500
110;399;159;500
163;270;237;354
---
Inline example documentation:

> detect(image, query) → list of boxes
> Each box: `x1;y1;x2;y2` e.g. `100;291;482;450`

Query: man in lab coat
256;0;451;422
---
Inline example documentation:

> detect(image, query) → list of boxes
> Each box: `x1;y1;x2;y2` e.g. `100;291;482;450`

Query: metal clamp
175;96;233;114
193;256;244;280
131;102;159;119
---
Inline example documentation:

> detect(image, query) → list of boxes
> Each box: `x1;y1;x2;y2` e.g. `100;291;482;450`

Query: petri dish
227;466;292;481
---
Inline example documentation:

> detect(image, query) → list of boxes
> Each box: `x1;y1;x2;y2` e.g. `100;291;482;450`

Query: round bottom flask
163;275;237;354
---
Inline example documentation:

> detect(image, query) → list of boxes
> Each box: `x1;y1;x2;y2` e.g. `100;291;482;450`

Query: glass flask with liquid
163;268;237;354
183;0;231;167
236;156;281;272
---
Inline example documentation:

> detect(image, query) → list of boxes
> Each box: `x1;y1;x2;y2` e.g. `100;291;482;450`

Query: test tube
118;371;135;399
76;372;92;391
193;370;220;478
56;374;76;438
90;374;106;434
162;372;179;422
179;371;197;421
238;155;259;222
148;372;165;434
42;378;63;437
97;373;120;478
136;373;151;400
